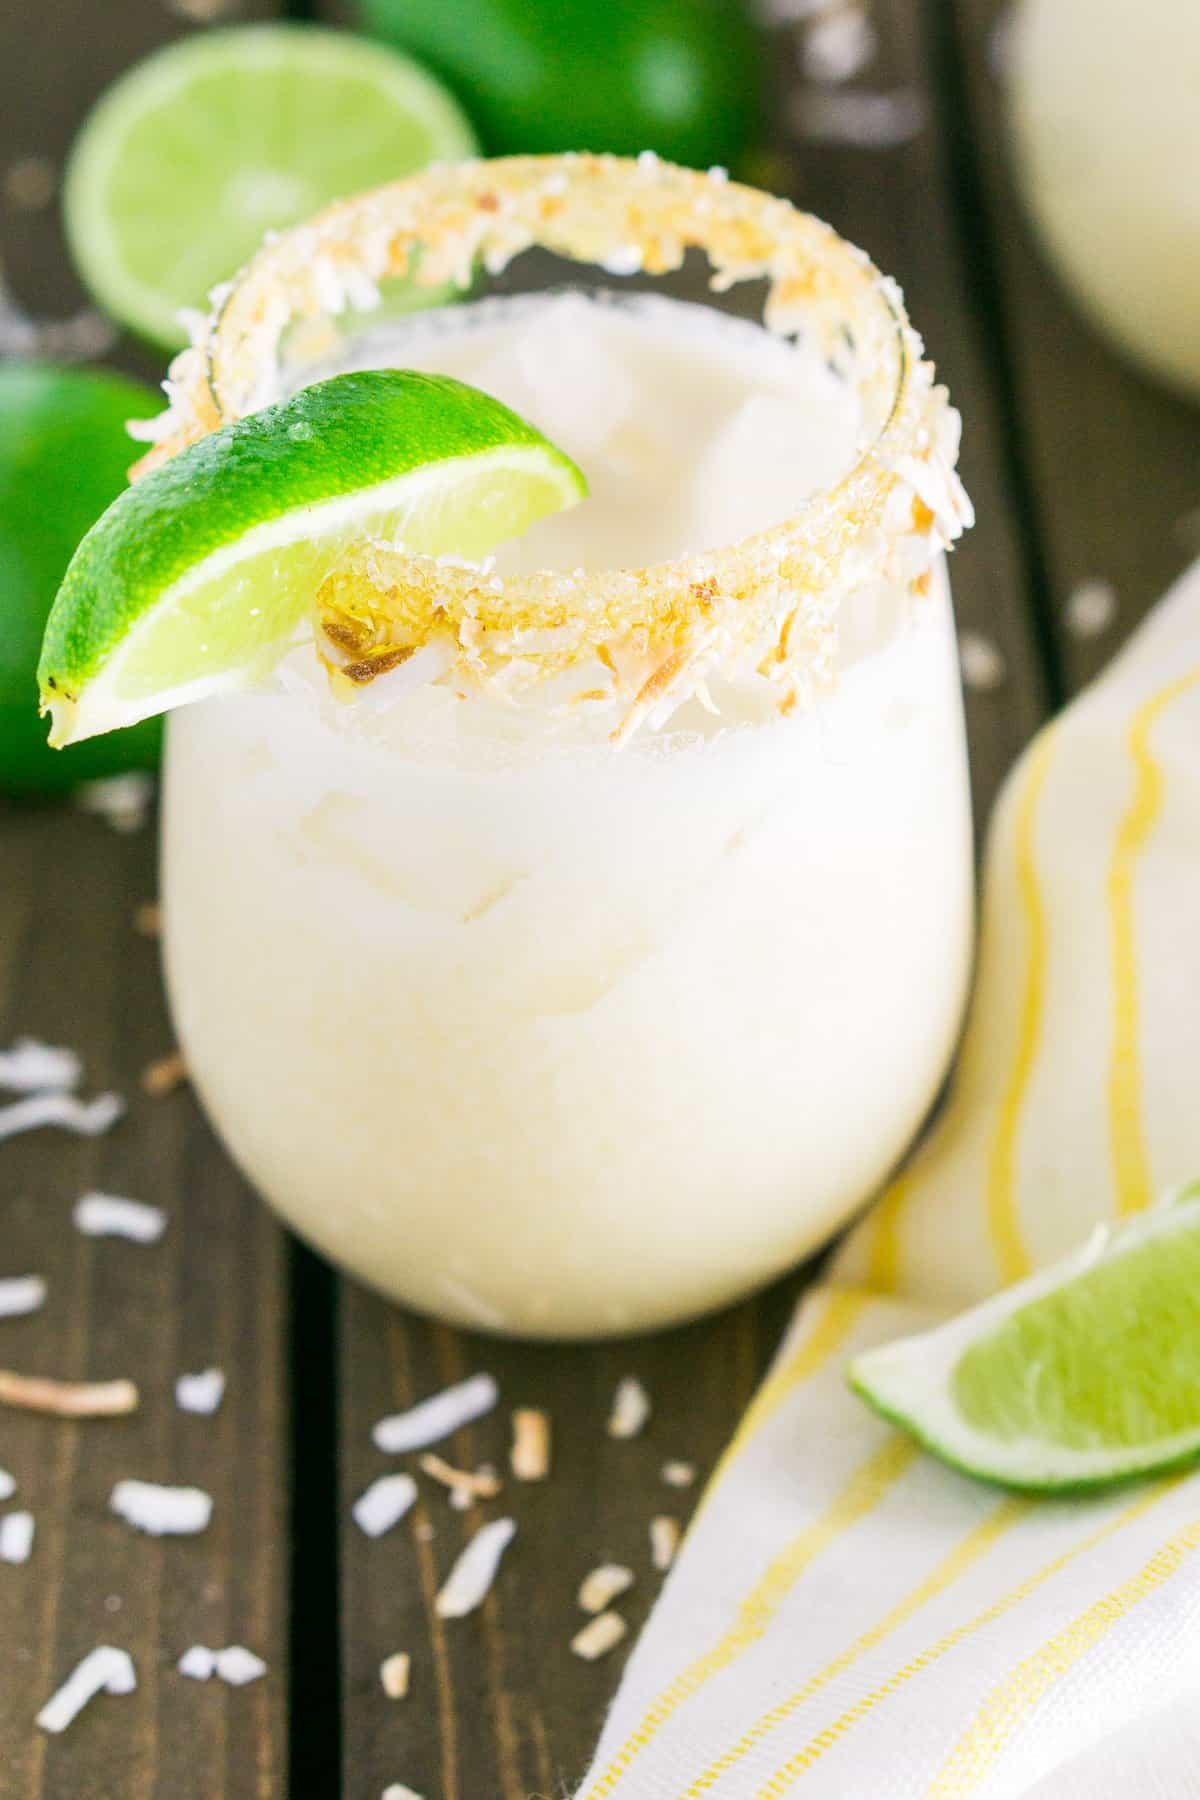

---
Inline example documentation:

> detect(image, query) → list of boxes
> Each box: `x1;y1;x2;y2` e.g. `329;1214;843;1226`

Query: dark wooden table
1;1;1195;1794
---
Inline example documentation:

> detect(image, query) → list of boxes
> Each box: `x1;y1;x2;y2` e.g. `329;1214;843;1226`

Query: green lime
63;24;478;351
39;370;586;746
356;0;763;170
0;364;163;794
850;1183;1200;1492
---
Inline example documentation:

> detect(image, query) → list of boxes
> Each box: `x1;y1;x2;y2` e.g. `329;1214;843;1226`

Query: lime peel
850;1185;1200;1493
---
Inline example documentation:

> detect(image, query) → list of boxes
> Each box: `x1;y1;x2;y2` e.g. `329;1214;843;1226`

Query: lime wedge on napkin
850;1183;1200;1492
38;369;586;747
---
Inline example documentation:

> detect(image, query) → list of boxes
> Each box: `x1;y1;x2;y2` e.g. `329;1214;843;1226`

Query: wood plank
1;2;289;1793
948;0;1200;686
331;4;1053;1796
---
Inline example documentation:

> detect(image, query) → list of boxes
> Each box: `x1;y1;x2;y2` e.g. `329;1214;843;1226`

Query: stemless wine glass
149;155;974;1337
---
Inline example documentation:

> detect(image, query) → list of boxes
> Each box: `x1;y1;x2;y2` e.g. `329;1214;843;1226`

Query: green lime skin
0;364;162;795
355;0;765;170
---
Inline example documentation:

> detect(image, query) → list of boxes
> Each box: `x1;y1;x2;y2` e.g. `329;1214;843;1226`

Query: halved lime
850;1183;1200;1492
63;24;477;350
38;370;586;746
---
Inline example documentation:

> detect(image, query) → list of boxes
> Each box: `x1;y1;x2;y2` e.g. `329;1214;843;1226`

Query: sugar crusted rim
132;153;973;738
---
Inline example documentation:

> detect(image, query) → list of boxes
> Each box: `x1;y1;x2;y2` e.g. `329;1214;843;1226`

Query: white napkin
577;561;1200;1799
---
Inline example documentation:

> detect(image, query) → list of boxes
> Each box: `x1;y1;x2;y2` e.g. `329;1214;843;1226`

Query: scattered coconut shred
0;1276;46;1321
0;1090;123;1144
380;1651;411;1699
74;1191;166;1244
434;1518;516;1619
579;1563;635;1615
419;1453;500;1510
141;1050;188;1097
0;1037;80;1093
662;1461;697;1489
73;772;155;834
1066;577;1117;640
134;900;162;937
37;1645;136;1735
510;1407;551;1481
372;1373;498;1453
0;1467;15;1502
0;1511;35;1564
0;1371;138;1418
958;630;1007;692
651;1516;681;1572
353;1473;418;1538
110;1480;212;1537
382;1786;425;1800
178;1645;267;1686
571;1611;628;1663
175;1368;225;1415
608;1377;652;1440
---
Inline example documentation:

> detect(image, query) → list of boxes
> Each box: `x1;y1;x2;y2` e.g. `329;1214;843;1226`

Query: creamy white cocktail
154;165;973;1338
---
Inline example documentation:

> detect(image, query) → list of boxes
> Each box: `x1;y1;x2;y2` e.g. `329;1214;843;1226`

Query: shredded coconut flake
434;1517;515;1618
110;1480;212;1536
571;1610;628;1661
510;1408;551;1481
662;1460;697;1488
803;5;878;83
74;1191;166;1245
372;1373;498;1454
0;1468;14;1502
0;1370;137;1417
353;1473;418;1538
0;1038;80;1093
178;1646;217;1680
959;630;1007;692
134;900;162;937
0;1090;123;1143
419;1453;500;1504
382;1786;425;1800
141;1051;188;1097
0;1276;46;1320
1066;578;1117;640
608;1377;652;1440
37;1646;136;1734
214;1646;267;1686
380;1651;411;1699
73;772;155;833
0;1511;35;1563
650;1515;680;1571
790;87;926;147
579;1564;634;1614
175;1368;225;1415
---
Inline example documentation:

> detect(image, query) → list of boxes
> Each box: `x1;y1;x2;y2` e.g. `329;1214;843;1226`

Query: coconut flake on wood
419;1453;500;1506
36;1646;136;1734
571;1611;627;1661
0;1511;34;1563
0;1038;80;1093
74;1191;166;1244
1066;578;1117;640
353;1473;418;1538
0;1276;46;1320
650;1515;680;1571
178;1645;266;1685
578;1564;634;1614
141;1051;188;1097
662;1460;697;1488
382;1786;425;1800
178;1646;217;1680
0;1371;138;1418
0;1090;123;1143
110;1480;212;1536
434;1518;515;1619
608;1377;651;1440
959;630;1007;691
175;1369;225;1415
510;1408;551;1480
0;1468;14;1502
380;1652;411;1699
372;1373;498;1454
74;772;155;833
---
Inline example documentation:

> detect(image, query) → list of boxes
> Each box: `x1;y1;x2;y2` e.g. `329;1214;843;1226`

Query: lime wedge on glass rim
850;1182;1200;1493
63;24;477;350
37;370;586;747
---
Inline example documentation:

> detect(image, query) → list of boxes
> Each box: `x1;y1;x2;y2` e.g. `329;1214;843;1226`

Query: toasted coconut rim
133;153;972;732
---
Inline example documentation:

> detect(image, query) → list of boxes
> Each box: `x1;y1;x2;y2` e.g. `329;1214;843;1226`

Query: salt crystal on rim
380;1652;410;1699
662;1460;697;1488
510;1408;551;1481
178;1646;216;1680
434;1518;515;1619
36;1645;135;1734
608;1377;651;1440
571;1611;627;1661
0;1277;46;1320
110;1480;212;1536
1066;578;1117;640
0;1091;123;1143
579;1564;634;1614
0;1038;80;1093
353;1473;418;1538
650;1515;680;1571
372;1373;498;1454
0;1511;34;1563
74;1192;166;1244
214;1647;267;1686
0;1468;15;1502
176;1369;225;1415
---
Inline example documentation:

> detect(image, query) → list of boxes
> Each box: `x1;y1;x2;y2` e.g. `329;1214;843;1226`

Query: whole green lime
355;0;764;170
0;363;162;794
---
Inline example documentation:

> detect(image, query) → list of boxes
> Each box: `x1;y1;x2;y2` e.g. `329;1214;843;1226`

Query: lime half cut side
850;1182;1200;1493
38;370;586;747
63;24;477;350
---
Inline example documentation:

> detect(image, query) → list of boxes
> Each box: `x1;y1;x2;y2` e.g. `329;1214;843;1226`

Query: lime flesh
38;369;586;746
63;24;478;350
850;1185;1200;1492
